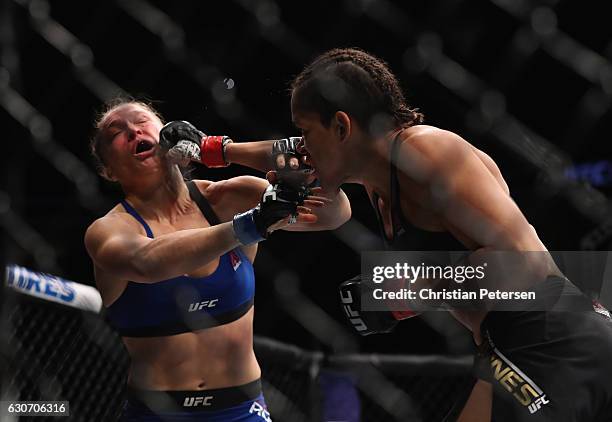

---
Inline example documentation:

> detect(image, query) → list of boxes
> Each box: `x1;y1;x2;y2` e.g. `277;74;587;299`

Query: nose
126;124;143;141
296;140;312;166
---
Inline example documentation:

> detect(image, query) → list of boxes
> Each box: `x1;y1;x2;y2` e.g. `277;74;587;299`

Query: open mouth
135;140;155;155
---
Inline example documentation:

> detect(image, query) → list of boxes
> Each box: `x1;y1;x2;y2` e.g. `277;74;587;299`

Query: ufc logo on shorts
249;401;272;421
188;299;218;312
528;395;549;414
183;395;213;407
339;290;367;332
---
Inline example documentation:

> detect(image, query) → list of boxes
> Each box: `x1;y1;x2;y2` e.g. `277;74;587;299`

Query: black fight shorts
474;276;612;421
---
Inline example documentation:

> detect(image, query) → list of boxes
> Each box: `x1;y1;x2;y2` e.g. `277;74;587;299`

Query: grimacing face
99;104;164;182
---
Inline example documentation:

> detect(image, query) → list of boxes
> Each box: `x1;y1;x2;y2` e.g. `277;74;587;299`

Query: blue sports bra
105;181;255;337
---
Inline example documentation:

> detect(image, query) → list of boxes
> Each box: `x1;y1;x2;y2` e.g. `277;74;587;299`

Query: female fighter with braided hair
290;48;612;421
85;99;350;421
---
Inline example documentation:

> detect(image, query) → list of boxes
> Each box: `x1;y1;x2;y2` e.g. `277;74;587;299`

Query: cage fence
1;282;473;422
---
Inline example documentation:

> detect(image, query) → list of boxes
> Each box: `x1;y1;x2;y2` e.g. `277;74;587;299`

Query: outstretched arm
205;175;351;231
224;140;276;173
85;215;241;283
85;179;317;282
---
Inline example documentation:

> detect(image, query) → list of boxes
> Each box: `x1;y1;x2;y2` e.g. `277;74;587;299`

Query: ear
334;111;351;143
101;167;117;182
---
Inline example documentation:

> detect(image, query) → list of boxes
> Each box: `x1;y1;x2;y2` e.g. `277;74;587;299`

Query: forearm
224;140;275;172
131;222;241;283
284;188;351;232
161;121;276;172
310;189;351;230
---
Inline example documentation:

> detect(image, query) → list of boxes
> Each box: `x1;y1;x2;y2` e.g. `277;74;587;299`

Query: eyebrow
105;120;123;130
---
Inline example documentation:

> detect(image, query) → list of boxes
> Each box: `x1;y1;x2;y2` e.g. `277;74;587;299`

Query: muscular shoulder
84;206;145;254
401;125;468;157
394;125;471;182
400;126;510;195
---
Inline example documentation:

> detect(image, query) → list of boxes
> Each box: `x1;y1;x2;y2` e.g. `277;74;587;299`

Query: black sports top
372;130;466;252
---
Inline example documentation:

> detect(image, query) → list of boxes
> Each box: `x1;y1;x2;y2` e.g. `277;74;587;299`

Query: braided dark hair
291;48;423;134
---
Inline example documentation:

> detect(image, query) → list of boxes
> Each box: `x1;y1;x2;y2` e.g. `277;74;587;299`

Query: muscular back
394;125;543;252
381;126;555;340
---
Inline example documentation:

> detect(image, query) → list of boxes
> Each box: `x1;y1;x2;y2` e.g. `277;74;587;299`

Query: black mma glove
339;275;421;336
272;137;312;191
159;120;232;167
232;183;300;245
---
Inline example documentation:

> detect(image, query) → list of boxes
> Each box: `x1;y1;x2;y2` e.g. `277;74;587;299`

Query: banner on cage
4;264;102;313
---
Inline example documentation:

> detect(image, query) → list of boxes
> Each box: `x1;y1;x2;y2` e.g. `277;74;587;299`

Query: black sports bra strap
371;191;391;246
389;130;408;235
389;130;404;207
186;181;221;226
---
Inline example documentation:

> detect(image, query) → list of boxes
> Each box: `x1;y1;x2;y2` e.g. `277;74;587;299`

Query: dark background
2;0;612;355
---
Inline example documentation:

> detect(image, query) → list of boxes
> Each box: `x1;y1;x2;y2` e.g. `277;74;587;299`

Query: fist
159;120;204;150
272;137;311;189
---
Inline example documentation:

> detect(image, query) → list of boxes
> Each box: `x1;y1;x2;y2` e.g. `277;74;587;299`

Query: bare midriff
122;308;260;391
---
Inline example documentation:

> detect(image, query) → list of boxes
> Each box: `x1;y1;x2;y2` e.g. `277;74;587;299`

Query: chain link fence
3;1;612;421
1;285;472;422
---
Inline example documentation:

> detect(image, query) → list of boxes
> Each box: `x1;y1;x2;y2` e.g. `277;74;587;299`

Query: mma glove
233;138;315;245
159;120;233;168
232;183;302;245
339;275;421;336
272;137;312;190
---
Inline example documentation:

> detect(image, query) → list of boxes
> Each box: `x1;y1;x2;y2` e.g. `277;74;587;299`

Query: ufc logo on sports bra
230;251;242;271
183;395;213;407
188;299;219;312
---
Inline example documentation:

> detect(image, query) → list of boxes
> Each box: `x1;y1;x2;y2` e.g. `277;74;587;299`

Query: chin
318;175;339;192
141;154;162;167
